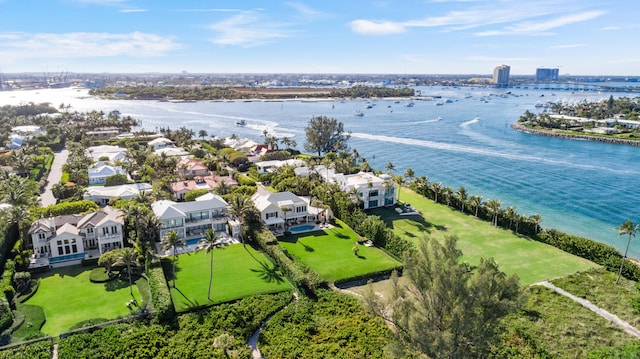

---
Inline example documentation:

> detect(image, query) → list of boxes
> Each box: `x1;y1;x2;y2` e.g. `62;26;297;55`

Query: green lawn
26;265;141;336
278;221;402;282
166;244;292;312
371;188;598;285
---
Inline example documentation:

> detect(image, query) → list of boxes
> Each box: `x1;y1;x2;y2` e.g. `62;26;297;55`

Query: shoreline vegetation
89;85;415;101
511;123;640;146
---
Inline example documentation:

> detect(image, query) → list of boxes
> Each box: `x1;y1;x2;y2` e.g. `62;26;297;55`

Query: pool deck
157;233;239;256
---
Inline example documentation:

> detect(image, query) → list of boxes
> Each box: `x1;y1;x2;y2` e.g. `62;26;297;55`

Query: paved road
40;149;68;207
536;281;640;339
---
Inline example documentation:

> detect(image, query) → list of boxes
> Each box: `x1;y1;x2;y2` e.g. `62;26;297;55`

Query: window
266;212;278;219
110;226;118;234
38;233;46;240
369;189;379;197
368;200;379;208
103;227;109;235
87;227;94;234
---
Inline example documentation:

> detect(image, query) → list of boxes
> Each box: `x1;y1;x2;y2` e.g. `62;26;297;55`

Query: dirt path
535;281;640;338
246;292;299;358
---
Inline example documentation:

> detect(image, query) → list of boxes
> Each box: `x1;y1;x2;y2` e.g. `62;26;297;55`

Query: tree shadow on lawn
160;258;184;284
371;207;435;238
172;286;200;310
244;245;285;284
33;264;87;280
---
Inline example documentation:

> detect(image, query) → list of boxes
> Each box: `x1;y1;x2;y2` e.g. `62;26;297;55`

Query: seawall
511;124;640;147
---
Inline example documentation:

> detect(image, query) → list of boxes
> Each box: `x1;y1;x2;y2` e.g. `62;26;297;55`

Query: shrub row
1;260;15;307
537;229;640;281
0;339;52;359
147;262;174;324
33;199;99;218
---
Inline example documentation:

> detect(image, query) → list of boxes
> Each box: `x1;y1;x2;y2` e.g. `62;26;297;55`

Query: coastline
511;123;640;147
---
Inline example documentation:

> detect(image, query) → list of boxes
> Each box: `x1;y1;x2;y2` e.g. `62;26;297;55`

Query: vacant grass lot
278;221;402;282
26;265;141;336
371;188;598;285
167;244;292;312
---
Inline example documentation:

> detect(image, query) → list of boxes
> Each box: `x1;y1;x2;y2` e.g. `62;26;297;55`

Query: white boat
235;120;247;126
354;111;364;117
405;102;415;107
434;102;444;106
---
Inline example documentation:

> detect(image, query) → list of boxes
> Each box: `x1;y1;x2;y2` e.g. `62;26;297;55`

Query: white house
86;145;128;163
254;159;305;174
152;193;235;246
83;183;152;206
88;163;128;185
251;191;330;233
148;137;175;150
323;171;396;210
28;206;125;268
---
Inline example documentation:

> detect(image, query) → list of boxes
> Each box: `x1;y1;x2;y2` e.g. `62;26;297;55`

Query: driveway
40;148;69;207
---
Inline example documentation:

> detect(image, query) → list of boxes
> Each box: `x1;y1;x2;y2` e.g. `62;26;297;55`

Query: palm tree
615;220;639;285
228;194;253;242
198;229;224;301
198;129;208;141
455;187;468;213
116;247;139;297
505;206;517;230
441;186;452;207
162;231;182;288
403;167;415;184
385;161;395;174
430;182;443;203
486;199;502;227
529;214;542;234
470;196;483;217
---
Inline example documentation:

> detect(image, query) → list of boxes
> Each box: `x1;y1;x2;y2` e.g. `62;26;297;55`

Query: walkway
247;293;298;359
536;281;640;339
39;148;69;207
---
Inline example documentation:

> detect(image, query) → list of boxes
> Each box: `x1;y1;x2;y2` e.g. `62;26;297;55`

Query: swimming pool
289;224;316;233
185;238;201;246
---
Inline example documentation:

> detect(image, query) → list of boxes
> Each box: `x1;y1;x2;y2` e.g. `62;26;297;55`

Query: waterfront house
28;206;125;268
176;158;209;177
86;145;128;163
148;137;175;150
254;159;306;174
152;193;233;245
251;191;330;233
321;170;396;210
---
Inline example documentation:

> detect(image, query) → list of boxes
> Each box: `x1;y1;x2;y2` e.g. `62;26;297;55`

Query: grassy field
371;188;598;285
278;221;402;282
167;244;292;312
26;265;141;336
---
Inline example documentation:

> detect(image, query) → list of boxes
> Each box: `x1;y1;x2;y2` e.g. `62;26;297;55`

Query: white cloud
506;10;604;34
0;32;182;62
209;12;292;47
602;26;621;30
72;0;128;5
171;8;241;13
349;20;406;35
120;8;147;13
551;43;586;49
286;2;322;18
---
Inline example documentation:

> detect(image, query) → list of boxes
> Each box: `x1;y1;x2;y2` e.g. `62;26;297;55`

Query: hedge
147;261;174;324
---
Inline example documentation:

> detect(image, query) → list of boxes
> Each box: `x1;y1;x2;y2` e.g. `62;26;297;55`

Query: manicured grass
166;244;292;312
278;221;402;282
26;265;141;336
371;188;598;285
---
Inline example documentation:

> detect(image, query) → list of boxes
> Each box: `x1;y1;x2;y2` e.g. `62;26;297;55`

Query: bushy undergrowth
147;262;174;323
259;289;390;358
0;340;51;359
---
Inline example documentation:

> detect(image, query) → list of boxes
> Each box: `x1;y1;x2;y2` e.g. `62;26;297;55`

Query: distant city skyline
0;0;638;75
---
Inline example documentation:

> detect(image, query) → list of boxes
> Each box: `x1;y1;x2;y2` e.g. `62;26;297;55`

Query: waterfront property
254;159;305;174
175;158;209;177
86;144;127;163
28;206;125;268
166;244;292;312
251;191;331;235
277;220;401;282
321;170;396;210
374;188;598;285
152;193;239;251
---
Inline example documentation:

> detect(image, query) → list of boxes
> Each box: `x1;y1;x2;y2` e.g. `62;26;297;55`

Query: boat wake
350;132;638;175
459;117;480;129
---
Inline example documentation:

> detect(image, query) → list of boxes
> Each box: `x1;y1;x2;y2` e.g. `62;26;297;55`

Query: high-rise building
493;65;510;87
535;68;559;81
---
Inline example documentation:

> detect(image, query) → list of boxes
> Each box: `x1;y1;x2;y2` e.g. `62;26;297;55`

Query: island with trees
0;104;640;357
513;96;640;146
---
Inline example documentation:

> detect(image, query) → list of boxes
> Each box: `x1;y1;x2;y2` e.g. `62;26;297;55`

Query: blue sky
0;0;638;75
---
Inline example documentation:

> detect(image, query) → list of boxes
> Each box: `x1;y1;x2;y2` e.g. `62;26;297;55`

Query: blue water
290;225;316;233
3;87;638;258
185;238;200;246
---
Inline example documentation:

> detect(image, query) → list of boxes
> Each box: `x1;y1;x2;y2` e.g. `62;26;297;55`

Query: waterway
2;86;639;259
